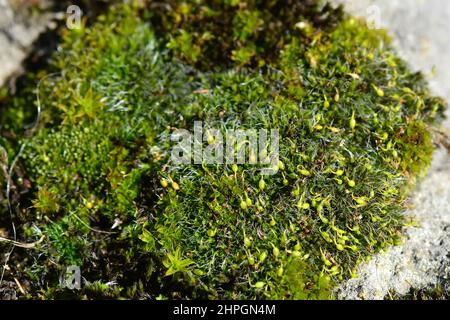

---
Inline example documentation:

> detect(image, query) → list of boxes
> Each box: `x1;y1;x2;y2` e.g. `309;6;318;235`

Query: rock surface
333;0;450;299
0;0;54;87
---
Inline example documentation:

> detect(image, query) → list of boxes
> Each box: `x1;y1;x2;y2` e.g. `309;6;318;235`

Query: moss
149;0;344;70
0;1;446;299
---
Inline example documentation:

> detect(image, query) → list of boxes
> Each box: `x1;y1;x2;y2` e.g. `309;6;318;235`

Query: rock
0;0;54;87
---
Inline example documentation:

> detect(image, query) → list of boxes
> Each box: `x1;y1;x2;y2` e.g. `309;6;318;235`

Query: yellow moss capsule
278;160;285;171
347;179;356;188
259;178;266;191
330;265;339;274
324;99;330;109
372;84;385;97
259;251;267;263
172;181;180;191
248;256;255;266
86;202;93;210
321;232;332;243
232;164;238;173
240;200;248;210
291;250;302;257
244;237;251;248
246;197;253;207
277;267;284;277
334;90;340;102
254;281;265;288
319;214;329;224
194;269;204;276
302;202;310;210
249;152;257;164
299;169;311;176
206;133;214;145
273;246;280;257
350;111;356;131
316;204;323;214
160;179;169;188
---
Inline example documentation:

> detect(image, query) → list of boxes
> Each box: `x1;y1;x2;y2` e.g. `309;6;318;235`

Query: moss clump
0;1;446;299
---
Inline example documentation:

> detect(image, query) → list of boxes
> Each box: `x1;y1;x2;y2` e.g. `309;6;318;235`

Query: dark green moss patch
0;1;446;299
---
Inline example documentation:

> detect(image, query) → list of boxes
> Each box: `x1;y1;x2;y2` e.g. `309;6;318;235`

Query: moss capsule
291;250;301;257
321;232;332;243
277;267;284;277
206;133;214;145
259;178;266;191
350;111;356;131
334;90;340;102
172;181;180;191
372;84;385;97
259;251;267;263
160;179;169;188
299;169;311;176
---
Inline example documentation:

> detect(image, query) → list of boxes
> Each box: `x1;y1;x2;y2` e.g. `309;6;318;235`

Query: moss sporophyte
0;1;447;299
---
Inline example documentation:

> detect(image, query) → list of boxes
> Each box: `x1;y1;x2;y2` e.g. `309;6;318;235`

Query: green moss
0;1;446;299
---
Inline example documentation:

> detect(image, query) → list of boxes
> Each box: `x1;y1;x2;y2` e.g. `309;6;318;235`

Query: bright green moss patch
0;1;446;299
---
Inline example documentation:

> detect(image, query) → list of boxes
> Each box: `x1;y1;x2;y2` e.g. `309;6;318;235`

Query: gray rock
0;0;54;87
